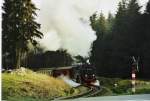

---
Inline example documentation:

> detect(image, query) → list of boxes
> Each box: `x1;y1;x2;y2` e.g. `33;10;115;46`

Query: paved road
62;94;150;101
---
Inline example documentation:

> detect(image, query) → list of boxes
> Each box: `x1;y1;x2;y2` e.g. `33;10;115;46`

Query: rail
84;86;101;97
53;86;102;100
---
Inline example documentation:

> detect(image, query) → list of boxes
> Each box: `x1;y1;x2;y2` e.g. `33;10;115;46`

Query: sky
34;0;149;17
97;0;148;16
33;0;149;57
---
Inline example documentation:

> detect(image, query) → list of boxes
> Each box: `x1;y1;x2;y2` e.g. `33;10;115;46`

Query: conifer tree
2;0;43;69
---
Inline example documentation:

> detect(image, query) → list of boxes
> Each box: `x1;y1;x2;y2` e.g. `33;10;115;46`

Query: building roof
37;66;73;71
53;66;72;70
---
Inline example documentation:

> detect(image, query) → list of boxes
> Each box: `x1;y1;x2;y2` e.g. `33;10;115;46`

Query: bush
112;80;131;94
136;88;150;94
97;77;121;88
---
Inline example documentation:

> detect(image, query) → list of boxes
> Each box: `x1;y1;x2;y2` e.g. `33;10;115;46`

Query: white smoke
34;0;100;57
59;75;80;87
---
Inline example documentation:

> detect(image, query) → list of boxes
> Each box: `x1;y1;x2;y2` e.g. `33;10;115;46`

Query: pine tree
2;0;43;69
90;12;109;75
115;0;127;21
109;0;141;77
126;0;141;28
90;13;97;31
112;0;128;54
113;0;127;39
90;12;107;38
145;0;150;14
126;0;141;56
138;0;150;78
98;12;107;39
107;12;114;33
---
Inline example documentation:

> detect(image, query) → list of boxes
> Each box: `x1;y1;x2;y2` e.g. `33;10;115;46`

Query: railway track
83;86;101;97
53;86;101;100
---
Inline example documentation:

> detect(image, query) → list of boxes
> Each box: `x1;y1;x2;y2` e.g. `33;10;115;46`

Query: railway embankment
54;86;92;100
53;86;103;100
2;68;77;101
3;68;150;101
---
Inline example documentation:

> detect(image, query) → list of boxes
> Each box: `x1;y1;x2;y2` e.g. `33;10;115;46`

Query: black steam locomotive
73;64;97;86
38;64;99;86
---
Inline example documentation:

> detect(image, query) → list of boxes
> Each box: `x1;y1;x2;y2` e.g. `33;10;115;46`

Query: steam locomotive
73;64;97;86
38;64;99;86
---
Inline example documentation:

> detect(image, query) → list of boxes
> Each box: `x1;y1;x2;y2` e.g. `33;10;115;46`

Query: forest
2;0;150;78
90;0;150;78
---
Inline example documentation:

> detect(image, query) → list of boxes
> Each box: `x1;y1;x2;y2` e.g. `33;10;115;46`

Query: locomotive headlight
85;74;88;77
93;74;95;76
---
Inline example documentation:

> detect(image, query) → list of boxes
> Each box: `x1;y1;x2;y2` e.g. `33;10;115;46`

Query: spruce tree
90;12;108;75
98;13;107;39
145;0;150;14
106;12;114;33
139;0;150;78
2;0;43;69
110;0;141;77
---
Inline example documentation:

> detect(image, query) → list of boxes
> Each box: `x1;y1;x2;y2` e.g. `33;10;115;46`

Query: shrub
136;88;150;94
112;80;131;94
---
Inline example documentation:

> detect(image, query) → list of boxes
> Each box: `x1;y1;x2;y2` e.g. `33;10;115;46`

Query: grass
135;80;150;94
97;86;113;96
3;68;150;101
97;77;121;88
2;68;74;101
97;76;150;95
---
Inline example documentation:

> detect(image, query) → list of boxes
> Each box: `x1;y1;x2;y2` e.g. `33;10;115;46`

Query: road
62;94;150;101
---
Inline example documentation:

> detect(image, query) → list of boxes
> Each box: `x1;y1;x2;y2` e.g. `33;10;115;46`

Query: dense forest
2;0;150;78
90;0;150;78
24;49;73;68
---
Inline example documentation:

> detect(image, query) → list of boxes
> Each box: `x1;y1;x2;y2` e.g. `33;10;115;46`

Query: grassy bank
2;68;74;101
97;77;150;95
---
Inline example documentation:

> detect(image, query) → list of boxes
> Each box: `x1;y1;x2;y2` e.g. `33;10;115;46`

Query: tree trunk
15;46;21;69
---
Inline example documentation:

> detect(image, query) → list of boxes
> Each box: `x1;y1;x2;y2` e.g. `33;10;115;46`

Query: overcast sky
97;0;148;16
34;0;149;17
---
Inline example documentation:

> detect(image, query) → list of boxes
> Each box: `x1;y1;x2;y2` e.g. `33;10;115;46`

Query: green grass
3;69;150;101
2;68;74;101
4;96;52;101
112;80;131;94
135;80;150;94
97;86;113;96
97;77;121;88
97;77;150;95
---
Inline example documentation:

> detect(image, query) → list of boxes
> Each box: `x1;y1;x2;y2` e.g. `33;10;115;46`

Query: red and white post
131;65;136;93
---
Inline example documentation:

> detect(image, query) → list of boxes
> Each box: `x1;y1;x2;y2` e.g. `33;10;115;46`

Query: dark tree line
90;0;150;78
23;49;73;69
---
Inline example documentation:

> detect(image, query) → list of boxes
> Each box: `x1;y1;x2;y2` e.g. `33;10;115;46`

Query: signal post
131;67;136;93
131;56;139;94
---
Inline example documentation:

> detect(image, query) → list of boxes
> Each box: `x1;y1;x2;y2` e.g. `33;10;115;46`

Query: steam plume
34;0;100;57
